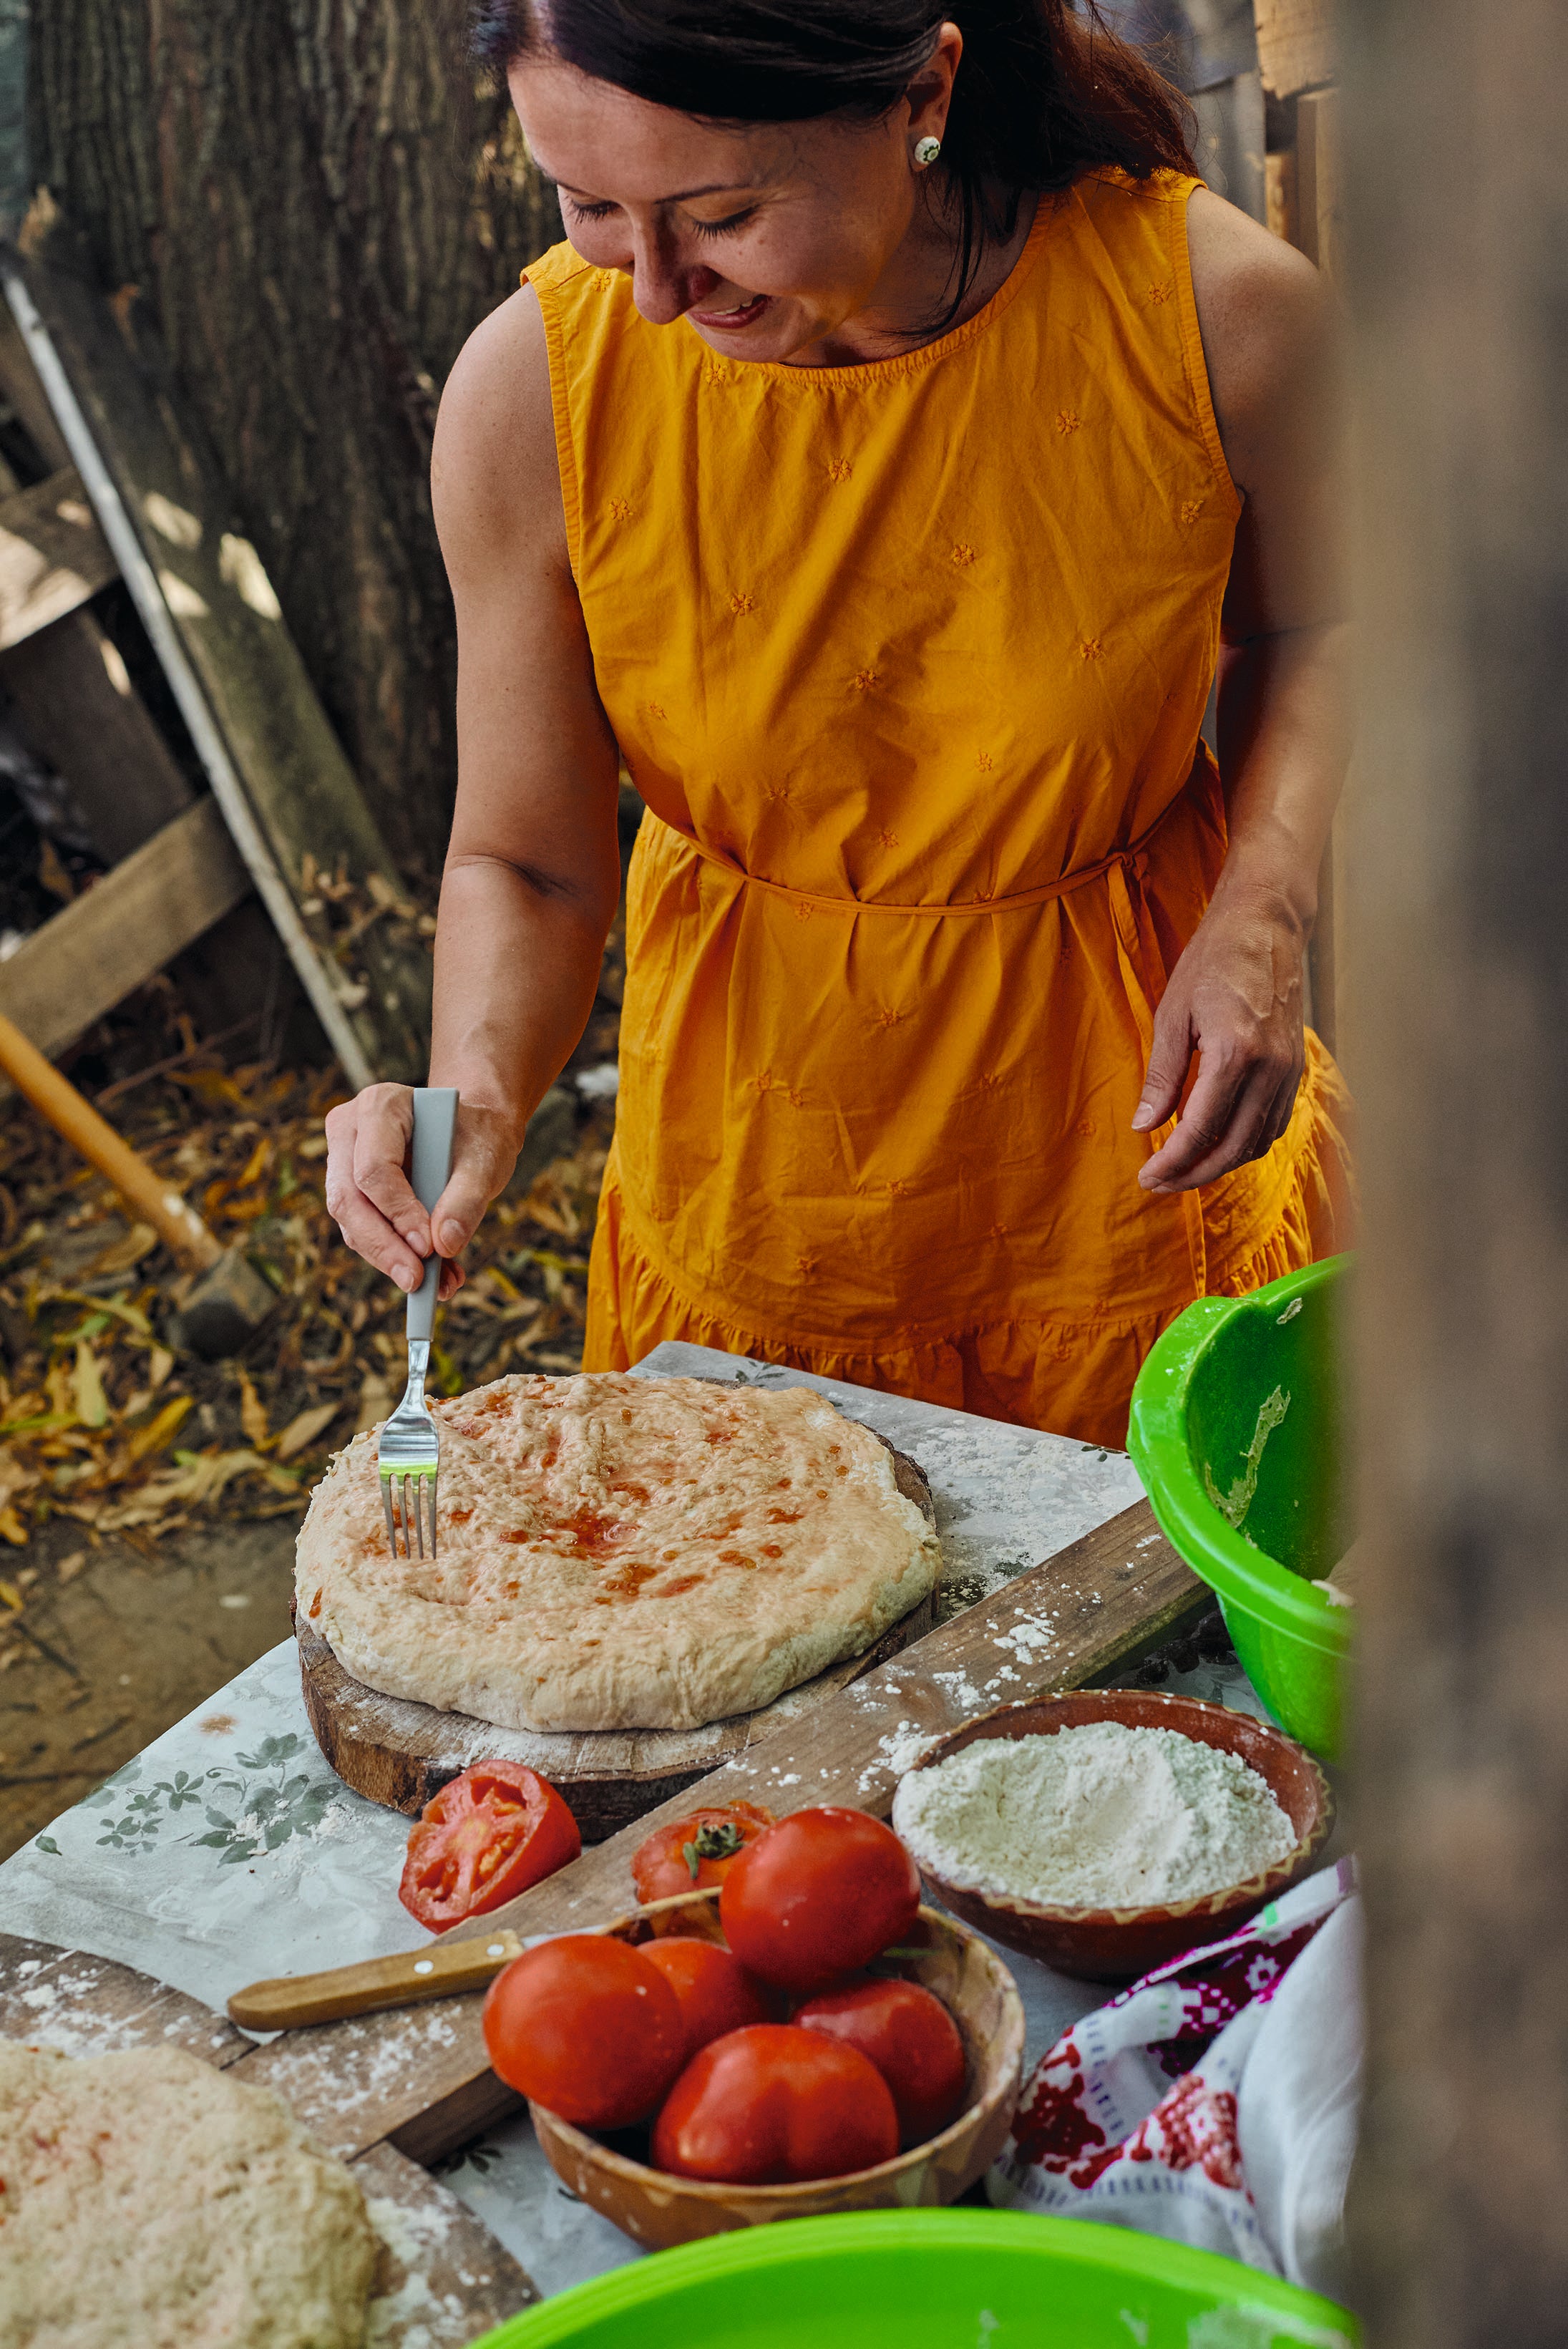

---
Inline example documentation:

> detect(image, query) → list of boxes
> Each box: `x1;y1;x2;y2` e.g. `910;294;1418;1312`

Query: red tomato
482;1936;685;2129
639;1937;774;2060
719;1807;920;1992
795;1975;968;2147
652;2024;899;2184
399;1762;580;1931
630;1803;776;1906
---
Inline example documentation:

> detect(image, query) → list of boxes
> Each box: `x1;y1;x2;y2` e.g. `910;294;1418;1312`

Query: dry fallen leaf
82;1224;159;1279
57;1550;88;1584
72;1341;108;1429
127;1395;194;1462
237;1366;269;1449
275;1401;341;1463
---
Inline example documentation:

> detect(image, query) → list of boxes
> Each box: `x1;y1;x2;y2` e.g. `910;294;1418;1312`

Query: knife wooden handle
228;1928;523;2031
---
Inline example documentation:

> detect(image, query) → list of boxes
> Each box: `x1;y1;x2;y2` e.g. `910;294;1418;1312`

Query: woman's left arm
1134;187;1350;1195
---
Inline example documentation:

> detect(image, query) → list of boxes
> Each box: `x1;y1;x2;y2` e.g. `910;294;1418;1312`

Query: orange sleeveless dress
524;169;1353;1447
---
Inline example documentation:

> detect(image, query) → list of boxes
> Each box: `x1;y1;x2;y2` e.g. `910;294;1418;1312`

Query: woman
326;0;1353;1447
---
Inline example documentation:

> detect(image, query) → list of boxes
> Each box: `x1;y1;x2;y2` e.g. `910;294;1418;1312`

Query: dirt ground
0;1513;298;1860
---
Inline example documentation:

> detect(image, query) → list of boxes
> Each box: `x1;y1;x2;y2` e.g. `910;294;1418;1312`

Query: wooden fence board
0;463;117;647
7;210;431;1085
0;796;250;1058
0;607;196;864
1253;0;1335;97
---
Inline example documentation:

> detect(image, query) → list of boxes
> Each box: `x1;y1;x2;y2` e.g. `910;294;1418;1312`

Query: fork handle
408;1086;459;1345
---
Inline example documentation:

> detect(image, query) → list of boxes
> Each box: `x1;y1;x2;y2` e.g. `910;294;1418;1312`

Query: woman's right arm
324;285;623;1296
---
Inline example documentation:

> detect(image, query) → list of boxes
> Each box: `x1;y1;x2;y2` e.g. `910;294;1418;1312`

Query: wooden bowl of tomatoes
482;1806;1026;2251
528;1895;1023;2250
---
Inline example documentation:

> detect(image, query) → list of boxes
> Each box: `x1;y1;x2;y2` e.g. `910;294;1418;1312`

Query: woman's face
507;33;960;365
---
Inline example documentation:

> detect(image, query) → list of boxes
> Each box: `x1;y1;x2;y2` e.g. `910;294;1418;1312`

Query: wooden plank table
233;1498;1202;2165
0;1930;536;2340
0;1347;1230;2297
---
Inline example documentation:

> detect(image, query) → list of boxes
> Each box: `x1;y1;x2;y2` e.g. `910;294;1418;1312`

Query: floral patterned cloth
989;1862;1360;2294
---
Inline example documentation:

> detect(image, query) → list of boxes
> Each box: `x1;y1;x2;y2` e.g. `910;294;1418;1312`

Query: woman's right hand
323;1083;523;1301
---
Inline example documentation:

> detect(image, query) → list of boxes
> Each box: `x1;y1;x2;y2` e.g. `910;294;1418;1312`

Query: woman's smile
686;292;771;332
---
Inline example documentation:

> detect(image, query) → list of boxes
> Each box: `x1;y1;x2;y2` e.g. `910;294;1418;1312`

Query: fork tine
382;1479;398;1559
428;1473;438;1560
409;1473;424;1560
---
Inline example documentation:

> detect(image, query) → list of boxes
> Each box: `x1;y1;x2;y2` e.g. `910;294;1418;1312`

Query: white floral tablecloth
0;1345;1267;2298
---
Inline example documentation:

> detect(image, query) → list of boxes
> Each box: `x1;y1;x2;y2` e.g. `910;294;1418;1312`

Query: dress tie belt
648;759;1210;1305
651;779;1189;919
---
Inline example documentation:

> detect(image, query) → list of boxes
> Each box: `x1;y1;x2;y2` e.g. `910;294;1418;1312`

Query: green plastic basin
1126;1255;1353;1760
473;2210;1358;2347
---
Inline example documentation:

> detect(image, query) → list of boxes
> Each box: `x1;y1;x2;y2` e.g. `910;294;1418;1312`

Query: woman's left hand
1131;878;1308;1194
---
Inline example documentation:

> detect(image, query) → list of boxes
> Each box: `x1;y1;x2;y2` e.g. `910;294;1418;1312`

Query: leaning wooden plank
4;208;431;1086
1252;0;1334;98
0;290;71;468
0;608;196;862
0;462;117;647
0;796;249;1060
0;301;195;861
229;1502;1203;2162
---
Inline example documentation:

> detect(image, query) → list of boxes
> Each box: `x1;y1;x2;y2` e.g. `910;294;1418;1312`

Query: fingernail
397;1265;417;1292
1131;1107;1152;1130
438;1220;463;1252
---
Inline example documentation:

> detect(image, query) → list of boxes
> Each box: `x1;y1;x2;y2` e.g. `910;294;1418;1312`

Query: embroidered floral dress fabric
524;170;1353;1446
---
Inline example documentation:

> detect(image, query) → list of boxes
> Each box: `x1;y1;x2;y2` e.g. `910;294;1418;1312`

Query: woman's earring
913;136;942;167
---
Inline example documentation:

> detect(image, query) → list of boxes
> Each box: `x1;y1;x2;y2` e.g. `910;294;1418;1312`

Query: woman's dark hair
473;2;1194;324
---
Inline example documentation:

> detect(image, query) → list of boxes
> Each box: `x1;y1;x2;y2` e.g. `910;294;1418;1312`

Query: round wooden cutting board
298;1436;938;1837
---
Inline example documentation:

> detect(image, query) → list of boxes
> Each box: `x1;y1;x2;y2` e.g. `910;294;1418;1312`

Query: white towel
988;1861;1361;2297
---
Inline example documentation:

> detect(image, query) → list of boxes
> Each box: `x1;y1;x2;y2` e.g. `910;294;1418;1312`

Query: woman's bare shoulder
1184;186;1338;493
432;283;568;584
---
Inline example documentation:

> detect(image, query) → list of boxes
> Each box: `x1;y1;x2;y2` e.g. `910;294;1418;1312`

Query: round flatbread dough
0;2041;376;2348
296;1373;940;1732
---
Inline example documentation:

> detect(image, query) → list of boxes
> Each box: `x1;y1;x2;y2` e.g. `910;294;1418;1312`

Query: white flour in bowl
890;1721;1298;1910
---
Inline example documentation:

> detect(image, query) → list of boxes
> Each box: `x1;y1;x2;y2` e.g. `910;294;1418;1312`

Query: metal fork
379;1086;457;1560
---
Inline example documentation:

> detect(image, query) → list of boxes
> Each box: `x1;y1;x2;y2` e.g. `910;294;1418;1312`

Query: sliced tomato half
399;1762;581;1931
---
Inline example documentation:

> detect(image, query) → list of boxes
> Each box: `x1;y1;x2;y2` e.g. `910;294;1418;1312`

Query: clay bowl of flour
527;1889;1026;2250
892;1690;1333;1982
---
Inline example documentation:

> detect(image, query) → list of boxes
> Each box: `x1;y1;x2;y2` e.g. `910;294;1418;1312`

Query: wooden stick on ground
0;1008;218;1271
0;1008;276;1355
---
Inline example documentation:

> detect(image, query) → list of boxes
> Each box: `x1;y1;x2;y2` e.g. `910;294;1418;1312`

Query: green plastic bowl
1126;1255;1353;1760
473;2209;1358;2347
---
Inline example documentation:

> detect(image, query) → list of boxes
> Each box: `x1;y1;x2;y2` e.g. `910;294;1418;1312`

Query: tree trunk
27;1;559;872
1345;0;1568;2340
